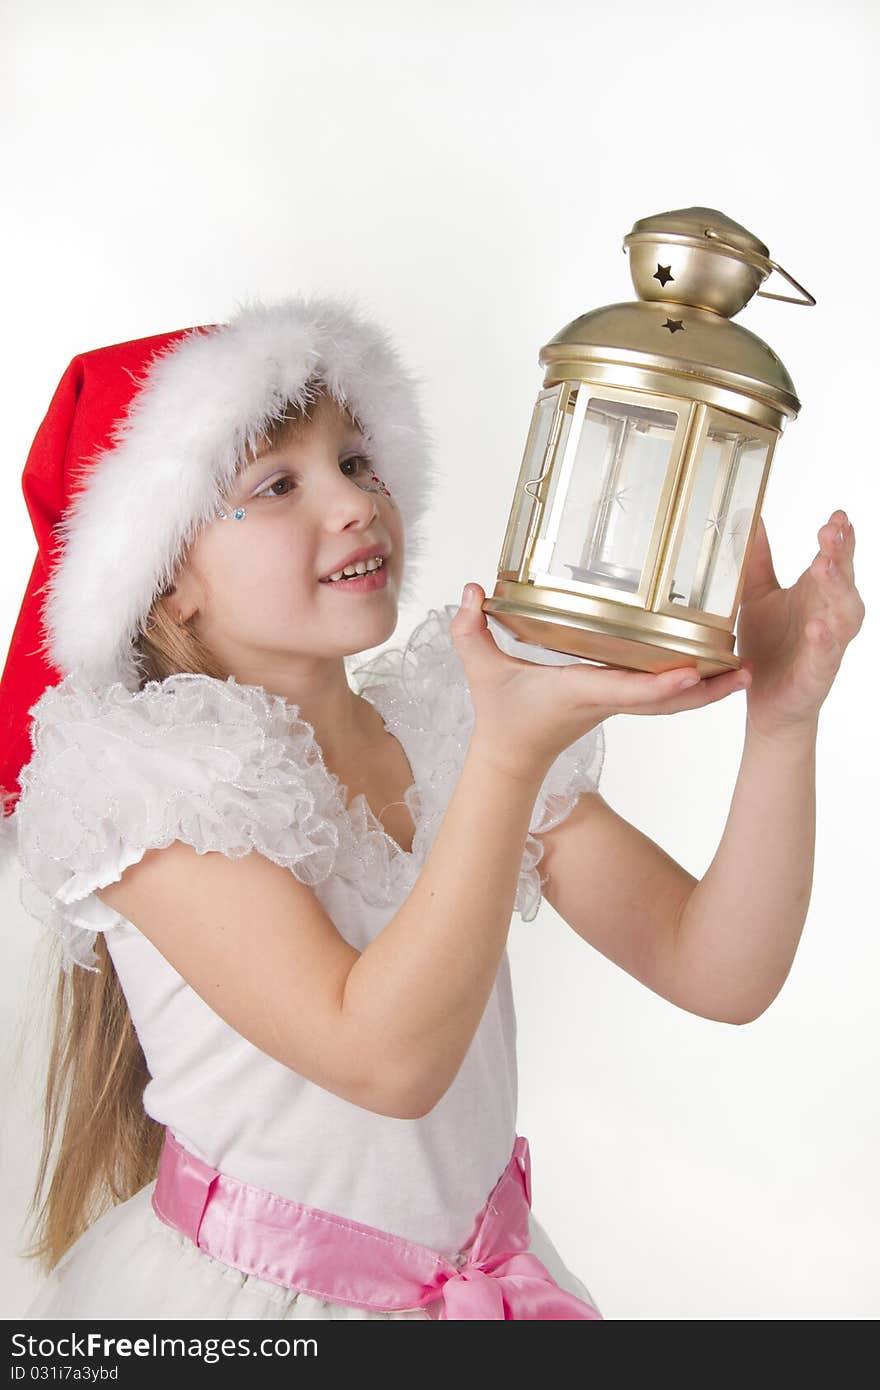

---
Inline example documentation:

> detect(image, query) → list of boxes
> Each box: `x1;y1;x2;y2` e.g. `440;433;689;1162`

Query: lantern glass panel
500;385;564;573
537;395;679;593
531;402;574;545
668;420;769;618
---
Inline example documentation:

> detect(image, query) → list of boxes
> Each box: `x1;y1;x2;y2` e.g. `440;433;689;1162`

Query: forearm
673;716;818;1024
342;736;546;1112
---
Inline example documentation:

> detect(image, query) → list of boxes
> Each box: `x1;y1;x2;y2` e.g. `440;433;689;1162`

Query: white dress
8;603;606;1320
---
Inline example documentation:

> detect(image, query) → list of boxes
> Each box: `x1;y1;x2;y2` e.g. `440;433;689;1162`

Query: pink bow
439;1249;603;1319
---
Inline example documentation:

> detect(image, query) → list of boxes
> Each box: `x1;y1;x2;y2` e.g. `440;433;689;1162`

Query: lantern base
483;585;741;677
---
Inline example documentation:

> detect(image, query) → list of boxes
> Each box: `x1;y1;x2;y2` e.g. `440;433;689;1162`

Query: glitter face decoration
361;473;394;501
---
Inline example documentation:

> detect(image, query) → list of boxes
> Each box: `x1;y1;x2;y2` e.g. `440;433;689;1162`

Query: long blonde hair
17;391;327;1274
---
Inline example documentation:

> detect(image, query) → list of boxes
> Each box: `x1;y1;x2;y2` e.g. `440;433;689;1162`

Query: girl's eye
340;454;373;479
255;475;296;500
254;456;372;501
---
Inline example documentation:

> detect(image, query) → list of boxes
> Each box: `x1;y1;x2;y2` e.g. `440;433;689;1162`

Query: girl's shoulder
8;659;354;973
4;606;462;974
5;601;605;973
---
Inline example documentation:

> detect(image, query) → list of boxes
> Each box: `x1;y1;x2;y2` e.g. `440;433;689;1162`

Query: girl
1;295;862;1320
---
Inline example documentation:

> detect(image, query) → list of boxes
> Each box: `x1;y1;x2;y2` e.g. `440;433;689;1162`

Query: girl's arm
538;718;817;1027
341;738;547;1114
540;509;862;1028
96;735;548;1122
674;718;817;1021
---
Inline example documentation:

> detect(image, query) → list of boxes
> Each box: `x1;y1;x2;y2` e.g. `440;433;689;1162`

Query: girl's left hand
735;509;865;740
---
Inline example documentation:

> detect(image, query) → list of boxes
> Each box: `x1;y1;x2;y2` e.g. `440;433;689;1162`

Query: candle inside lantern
545;394;679;594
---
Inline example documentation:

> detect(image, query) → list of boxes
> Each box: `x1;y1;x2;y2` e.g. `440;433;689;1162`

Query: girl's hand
450;582;751;780
735;510;865;741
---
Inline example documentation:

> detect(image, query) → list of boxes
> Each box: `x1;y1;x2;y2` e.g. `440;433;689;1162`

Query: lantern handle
754;258;816;306
703;227;816;306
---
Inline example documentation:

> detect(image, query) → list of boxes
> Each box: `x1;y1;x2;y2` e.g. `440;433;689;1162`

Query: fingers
453;581;755;718
817;510;855;585
569;659;750;714
813;512;865;644
667;663;751;709
451;582;512;677
452;582;489;631
458;581;487;615
644;663;751;712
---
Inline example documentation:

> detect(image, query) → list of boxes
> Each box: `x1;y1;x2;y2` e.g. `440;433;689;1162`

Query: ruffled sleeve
8;672;353;975
351;603;605;923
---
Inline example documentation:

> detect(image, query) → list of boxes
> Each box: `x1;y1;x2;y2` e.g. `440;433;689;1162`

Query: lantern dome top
540;300;801;419
540;206;814;422
627;206;769;262
622;205;814;318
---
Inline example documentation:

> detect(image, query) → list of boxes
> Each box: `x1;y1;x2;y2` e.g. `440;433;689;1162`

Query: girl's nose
312;488;379;542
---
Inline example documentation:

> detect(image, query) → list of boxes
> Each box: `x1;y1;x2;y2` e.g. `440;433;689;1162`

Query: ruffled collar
16;603;469;918
8;600;606;975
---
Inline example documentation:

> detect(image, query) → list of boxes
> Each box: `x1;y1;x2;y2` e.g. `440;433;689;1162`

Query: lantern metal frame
483;208;813;677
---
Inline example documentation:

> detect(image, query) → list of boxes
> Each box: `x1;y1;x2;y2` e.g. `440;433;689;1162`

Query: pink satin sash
151;1127;602;1320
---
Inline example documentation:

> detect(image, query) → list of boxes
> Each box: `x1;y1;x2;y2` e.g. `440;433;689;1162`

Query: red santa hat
0;294;437;813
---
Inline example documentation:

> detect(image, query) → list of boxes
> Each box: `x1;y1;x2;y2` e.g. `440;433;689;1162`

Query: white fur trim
40;293;440;689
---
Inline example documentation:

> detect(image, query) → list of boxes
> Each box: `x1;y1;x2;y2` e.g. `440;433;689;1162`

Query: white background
1;0;877;1320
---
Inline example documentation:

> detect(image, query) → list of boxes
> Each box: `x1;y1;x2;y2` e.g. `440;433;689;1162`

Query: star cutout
601;486;631;512
706;515;723;538
662;317;685;333
728;516;749;547
653;263;674;286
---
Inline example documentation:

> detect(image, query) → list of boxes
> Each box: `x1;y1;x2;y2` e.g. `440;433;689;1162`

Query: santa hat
0;294;438;813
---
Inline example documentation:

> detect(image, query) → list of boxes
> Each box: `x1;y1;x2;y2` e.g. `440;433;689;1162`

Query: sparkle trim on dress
352;604;606;922
7;605;604;973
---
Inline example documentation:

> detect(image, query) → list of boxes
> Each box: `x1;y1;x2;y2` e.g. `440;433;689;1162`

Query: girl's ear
160;598;201;627
156;559;202;626
154;591;181;626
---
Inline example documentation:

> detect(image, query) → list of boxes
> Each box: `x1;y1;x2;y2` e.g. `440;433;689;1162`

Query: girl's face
173;393;404;679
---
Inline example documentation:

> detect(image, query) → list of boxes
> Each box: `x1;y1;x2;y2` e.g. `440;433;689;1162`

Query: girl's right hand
449;582;752;780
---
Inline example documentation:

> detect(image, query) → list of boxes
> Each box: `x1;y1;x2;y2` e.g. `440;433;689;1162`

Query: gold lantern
484;207;816;676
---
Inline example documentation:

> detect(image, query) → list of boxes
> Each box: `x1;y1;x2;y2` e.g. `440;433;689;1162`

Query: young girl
1;295;862;1321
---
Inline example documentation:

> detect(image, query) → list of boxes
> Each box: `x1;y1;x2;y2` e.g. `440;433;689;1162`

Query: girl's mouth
319;558;389;594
